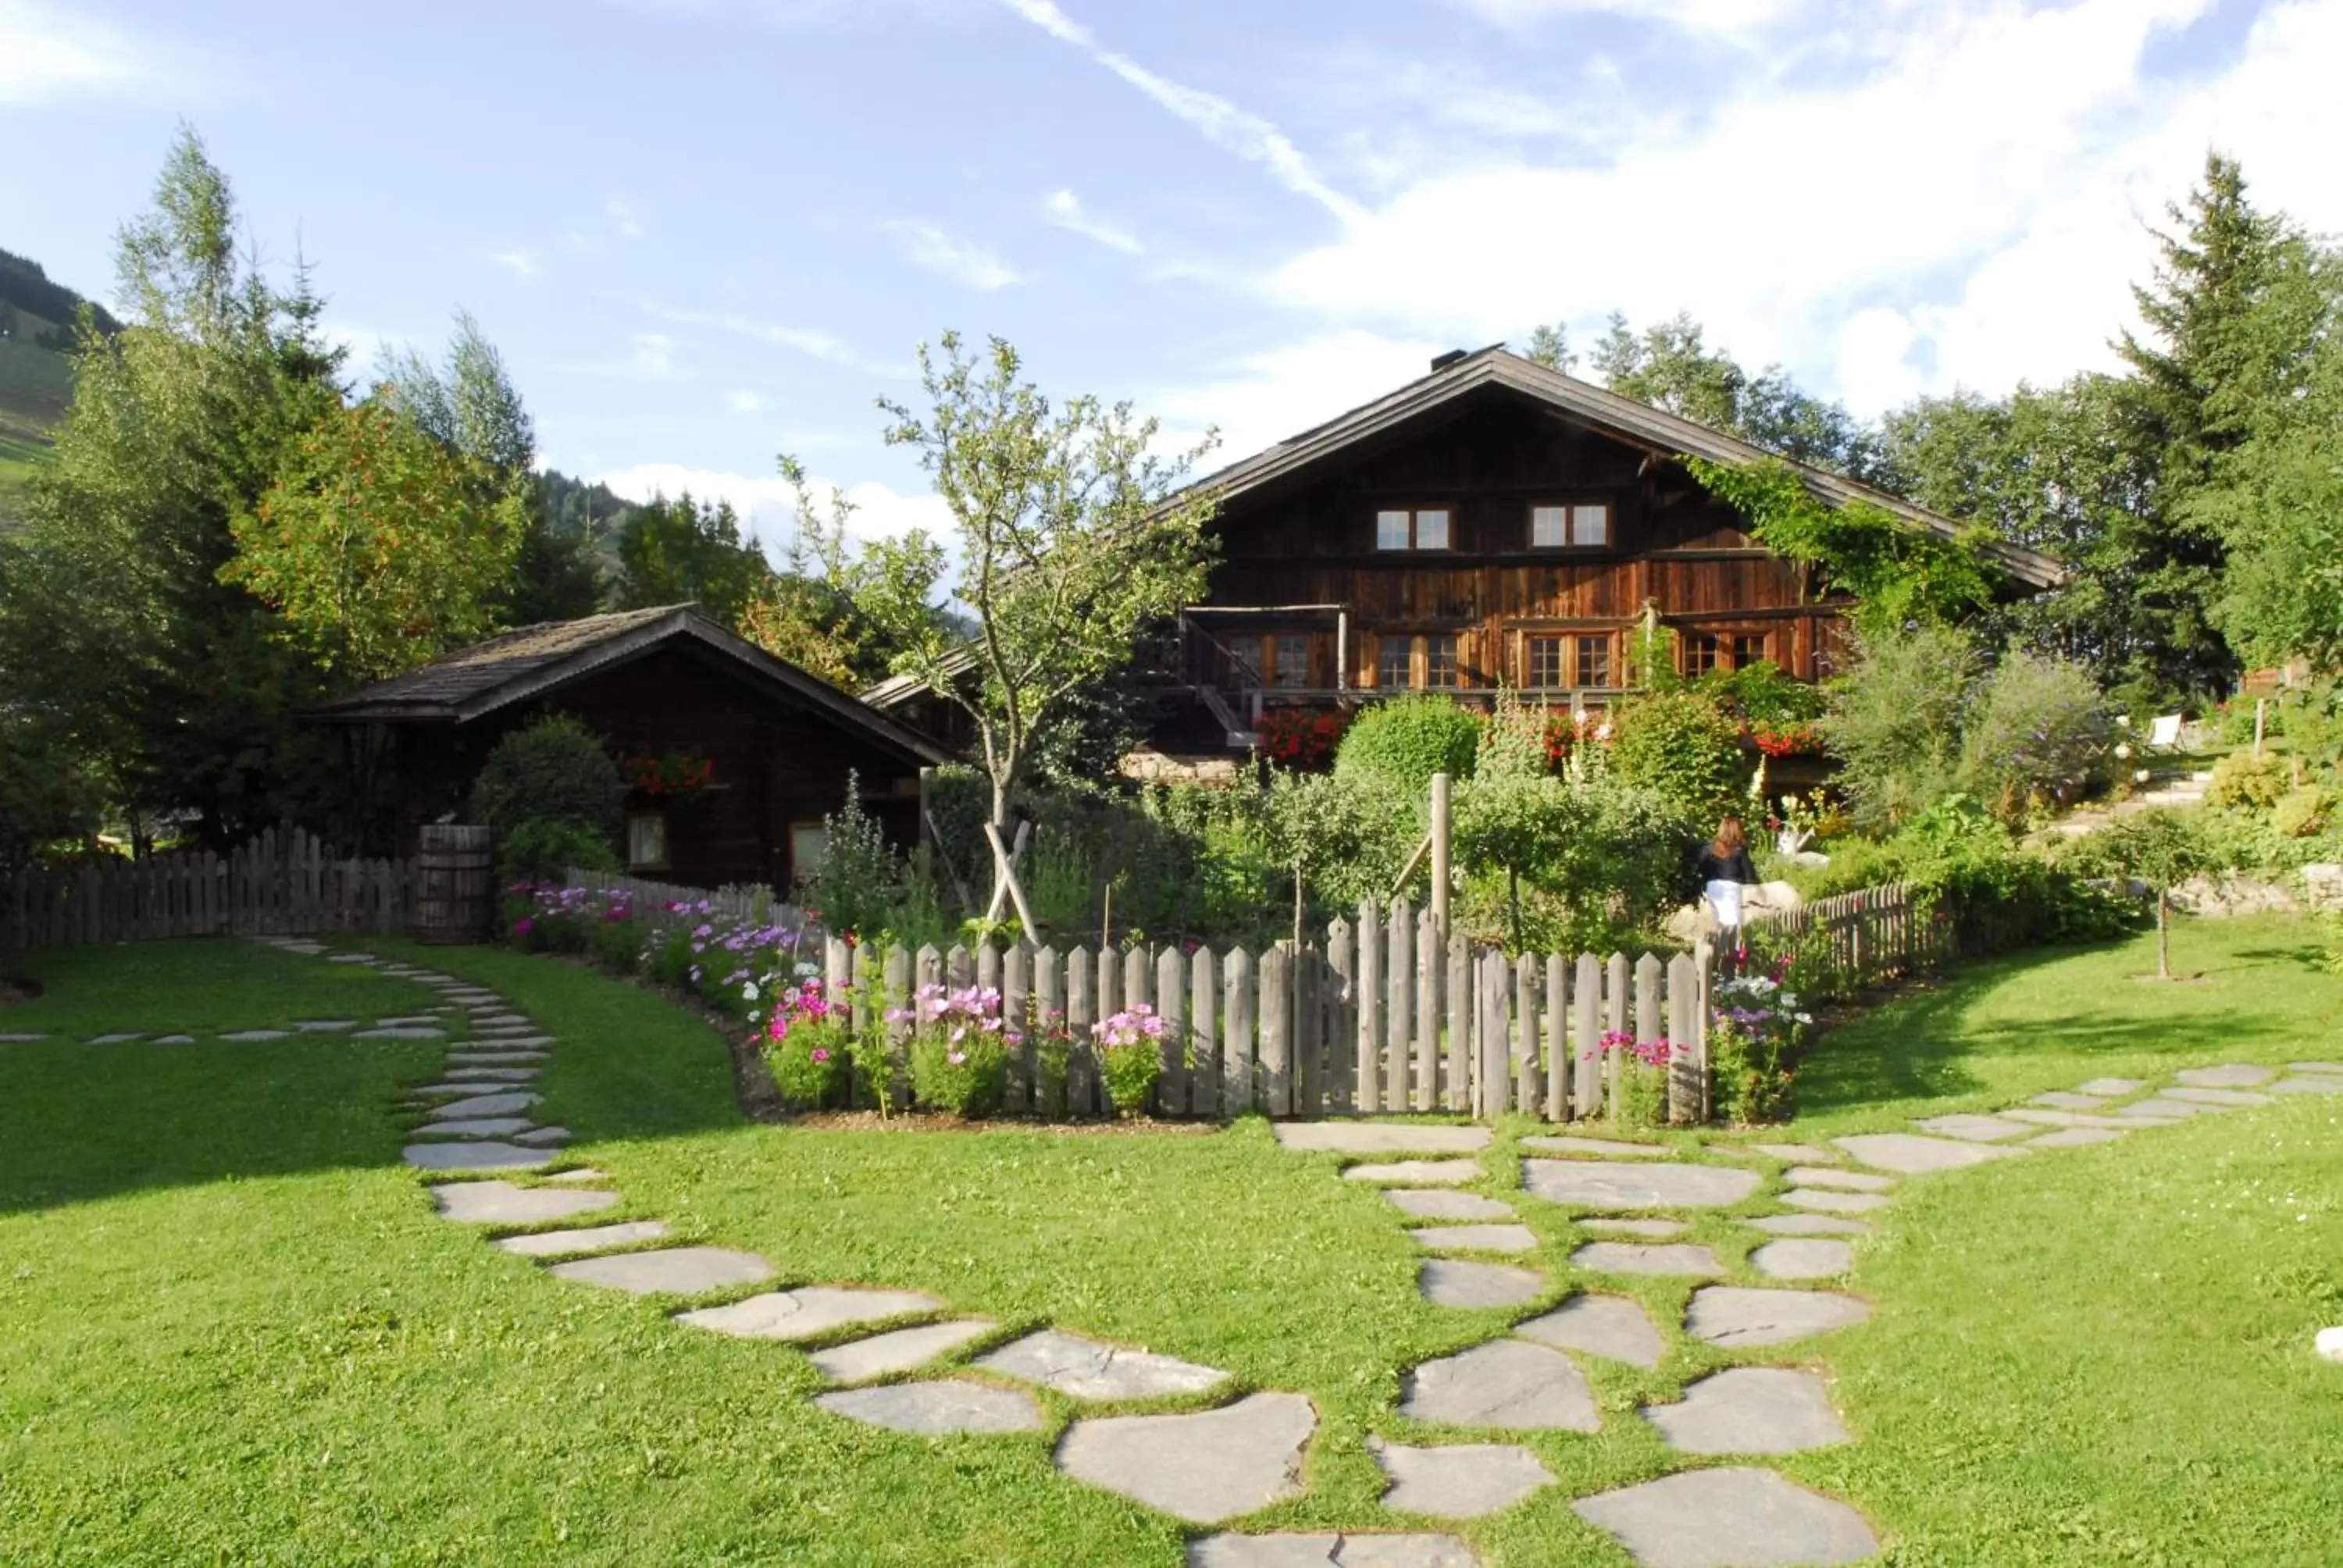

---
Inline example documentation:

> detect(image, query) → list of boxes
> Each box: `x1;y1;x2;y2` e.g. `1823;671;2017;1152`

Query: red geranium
1257;708;1350;770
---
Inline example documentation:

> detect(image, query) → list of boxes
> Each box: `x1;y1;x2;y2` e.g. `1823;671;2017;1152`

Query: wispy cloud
996;0;1365;226
886;220;1026;290
637;301;911;377
488;249;541;278
728;389;765;412
1441;0;1810;36
1042;189;1141;254
632;333;676;374
607;197;644;238
0;0;205;106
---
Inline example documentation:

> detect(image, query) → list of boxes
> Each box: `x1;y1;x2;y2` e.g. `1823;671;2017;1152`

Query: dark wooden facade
311;608;947;893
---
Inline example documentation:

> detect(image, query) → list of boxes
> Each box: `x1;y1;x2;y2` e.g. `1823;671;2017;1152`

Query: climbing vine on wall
1685;455;1999;629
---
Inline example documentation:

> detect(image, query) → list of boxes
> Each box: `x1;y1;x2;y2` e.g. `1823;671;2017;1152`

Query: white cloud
592;461;950;552
886;220;1026;290
488;249;541;278
728;389;765;412
607;197;644;238
996;0;1366;225
1250;0;2343;413
1043;189;1142;254
1442;0;1812;37
631;332;676;374
0;0;198;105
1149;327;1452;469
638;301;911;377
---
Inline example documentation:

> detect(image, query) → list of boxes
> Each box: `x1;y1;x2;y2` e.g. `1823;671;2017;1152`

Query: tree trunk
2156;889;2171;980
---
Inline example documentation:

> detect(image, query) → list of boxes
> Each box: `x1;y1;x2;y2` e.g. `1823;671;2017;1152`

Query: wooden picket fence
815;895;1715;1124
562;866;802;928
2;825;412;953
1738;882;1948;996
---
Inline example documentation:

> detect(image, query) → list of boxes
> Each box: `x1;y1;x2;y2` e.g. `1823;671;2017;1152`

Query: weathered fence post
1544;953;1570;1123
1035;946;1064;1114
1514;954;1539;1113
1155;945;1187;1117
1445;931;1471;1112
1355;899;1383;1114
1260;943;1293;1116
1002;942;1030;1113
1325;917;1355;1111
884;943;915;1109
1189;944;1220;1117
1385;898;1414;1111
1476;950;1510;1119
1223;946;1256;1115
1415;911;1442;1111
1667;951;1704;1125
1573;953;1603;1119
1067;947;1098;1115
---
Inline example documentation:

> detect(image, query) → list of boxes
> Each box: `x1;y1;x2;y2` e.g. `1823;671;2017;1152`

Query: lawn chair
2145;713;2184;752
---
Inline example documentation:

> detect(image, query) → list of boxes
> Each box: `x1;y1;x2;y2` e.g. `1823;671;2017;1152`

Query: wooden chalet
1157;345;2063;746
310;606;948;890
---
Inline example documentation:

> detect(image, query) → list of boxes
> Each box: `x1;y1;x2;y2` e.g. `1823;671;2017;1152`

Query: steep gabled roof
308;604;950;764
1186;345;2064;590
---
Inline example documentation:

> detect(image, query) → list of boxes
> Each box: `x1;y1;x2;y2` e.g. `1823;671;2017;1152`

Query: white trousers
1705;878;1744;929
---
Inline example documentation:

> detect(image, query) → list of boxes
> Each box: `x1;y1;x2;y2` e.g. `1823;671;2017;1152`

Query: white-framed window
1527;635;1565;688
1532;501;1611;547
1575;634;1614;688
1375;507;1452;551
626;811;670;871
1273;634;1310;689
1376;636;1413;689
1571;502;1610;546
1425;635;1460;690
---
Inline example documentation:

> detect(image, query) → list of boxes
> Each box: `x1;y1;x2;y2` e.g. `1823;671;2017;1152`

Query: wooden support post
1429;771;1452;935
984;821;1042;938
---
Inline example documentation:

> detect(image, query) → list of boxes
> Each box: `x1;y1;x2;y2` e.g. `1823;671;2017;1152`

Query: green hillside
0;248;116;529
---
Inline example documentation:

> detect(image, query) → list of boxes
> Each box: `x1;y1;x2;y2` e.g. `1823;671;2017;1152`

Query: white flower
742;982;760;1001
795;961;819;978
2134;768;2152;782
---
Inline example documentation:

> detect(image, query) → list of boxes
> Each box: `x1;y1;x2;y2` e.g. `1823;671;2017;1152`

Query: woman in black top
1696;816;1757;928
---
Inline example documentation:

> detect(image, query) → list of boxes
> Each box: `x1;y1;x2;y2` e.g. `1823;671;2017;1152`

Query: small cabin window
626;811;670;872
1425;635;1460;690
1531;501;1610;548
1273;634;1310;689
1376;636;1413;689
1731;633;1769;669
788;821;828;886
1526;635;1565;689
1685;633;1722;676
1375;507;1451;551
1572;502;1610;546
1575;634;1614;688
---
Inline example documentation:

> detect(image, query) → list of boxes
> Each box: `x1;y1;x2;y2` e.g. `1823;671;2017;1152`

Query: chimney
1428;348;1467;372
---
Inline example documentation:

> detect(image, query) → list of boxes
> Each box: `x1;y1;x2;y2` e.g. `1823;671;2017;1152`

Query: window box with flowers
1257;707;1351;771
621;748;718;802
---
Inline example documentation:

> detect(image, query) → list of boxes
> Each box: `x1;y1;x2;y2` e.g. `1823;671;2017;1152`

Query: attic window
1375;508;1451;551
1531;501;1611;548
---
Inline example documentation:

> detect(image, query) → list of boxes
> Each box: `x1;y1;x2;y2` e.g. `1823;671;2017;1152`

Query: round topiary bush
1333;696;1481;796
1607;690;1746;822
470;715;625;866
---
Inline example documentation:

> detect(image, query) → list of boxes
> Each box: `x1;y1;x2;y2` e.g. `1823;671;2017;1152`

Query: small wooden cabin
1163;346;2063;742
310;606;948;891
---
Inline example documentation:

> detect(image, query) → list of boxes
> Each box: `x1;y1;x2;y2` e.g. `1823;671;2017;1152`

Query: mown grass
3;925;2340;1563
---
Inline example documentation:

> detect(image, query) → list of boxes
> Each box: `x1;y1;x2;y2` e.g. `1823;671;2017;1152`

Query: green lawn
2;924;2339;1564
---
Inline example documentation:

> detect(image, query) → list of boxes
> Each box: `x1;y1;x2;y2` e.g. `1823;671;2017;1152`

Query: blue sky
8;0;2341;549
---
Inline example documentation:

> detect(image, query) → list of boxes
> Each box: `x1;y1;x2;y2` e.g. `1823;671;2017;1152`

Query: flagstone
2161;1086;2272;1106
1571;1242;1721;1277
1057;1392;1317;1523
294;1019;356;1032
1644;1367;1848;1454
1574;1466;1879;1566
219;1029;291;1042
1410;1224;1539;1253
818;1380;1044;1435
154;1034;196;1045
513;1126;572;1146
1418;1259;1546;1309
430;1180;617;1224
1186;1534;1479;1566
1275;1124;1492;1155
1521;1160;1760;1210
1343;1160;1481;1185
1746;1143;1837;1163
1785;1167;1893;1192
676;1283;939;1338
1399;1340;1599;1431
1370;1438;1552;1518
496;1220;671;1256
1685;1285;1871;1347
2077;1078;2146;1095
1835;1133;2026;1174
1781;1188;1891;1214
2028;1127;2129;1148
1517;1135;1669;1157
1999;1107;2152;1129
327;953;378;964
1749;1239;1856;1280
979;1327;1227;1399
403;1140;551;1172
426;1091;543;1119
374;1015;440;1028
413;1115;537;1138
2116;1096;2224;1118
354;1025;447;1040
1385;1189;1516;1222
443;1066;539;1082
2288;1061;2343;1074
1747;1213;1871;1237
2270;1076;2343;1095
1514;1294;1664;1368
1577;1217;1689;1237
0;1032;49;1042
810;1320;998;1383
1910;1113;2036;1142
2028;1091;2108;1110
448;1050;551;1065
558;1246;775;1297
2174;1063;2276;1088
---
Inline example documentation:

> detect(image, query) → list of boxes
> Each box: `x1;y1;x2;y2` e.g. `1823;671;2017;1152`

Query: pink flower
947;1049;967;1066
512;917;534;934
811;1047;830;1064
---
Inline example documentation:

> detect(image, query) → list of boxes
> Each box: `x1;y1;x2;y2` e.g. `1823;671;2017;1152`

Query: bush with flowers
1588;1029;1672;1130
1256;707;1350;771
1709;971;1811;1123
1093;1003;1168;1117
893;983;1015;1117
763;976;857;1109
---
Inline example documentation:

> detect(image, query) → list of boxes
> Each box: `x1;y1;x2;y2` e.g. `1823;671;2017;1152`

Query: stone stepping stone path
295;1019;356;1032
1833;1132;2026;1174
1343;1159;1481;1185
816;1381;1043;1434
2029;1126;2127;1148
977;1327;1227;1400
1999;1107;2146;1129
432;1180;615;1223
1644;1367;1849;1455
219;1028;290;1042
2175;1064;2275;1088
1747;1142;1837;1162
1385;1189;1514;1222
1574;1467;1880;1566
1399;1340;1599;1431
85;1031;148;1044
675;1283;949;1341
1685;1286;1871;1348
414;1115;539;1138
2029;1090;2106;1110
1571;1240;1721;1278
414;1091;543;1121
1518;1134;1668;1157
2077;1077;2146;1095
1747;1212;1870;1236
1410;1224;1539;1253
2270;1076;2343;1094
403;1141;551;1172
1749;1239;1855;1281
0;1032;50;1042
1909;1113;2037;1143
1274;1124;1490;1155
2115;1096;2221;1119
1057;1392;1317;1523
1370;1437;1552;1517
1578;1217;1688;1237
355;1025;447;1040
495;1220;671;1257
1785;1166;1892;1193
1516;1294;1664;1367
1418;1259;1545;1309
546;1167;608;1183
1188;1534;1478;1566
2164;1085;2271;1107
154;1034;195;1045
1781;1188;1891;1215
809;1320;997;1383
1521;1160;1760;1210
564;1246;776;1297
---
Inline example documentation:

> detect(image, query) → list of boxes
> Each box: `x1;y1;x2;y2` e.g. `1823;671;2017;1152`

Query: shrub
1607;690;1745;822
2207;750;2291;810
763;980;855;1110
1266;767;1418;913
498;818;620;885
894;982;1012;1117
1696;660;1826;727
1093;1003;1168;1117
1334;696;1481;795
1257;707;1349;770
1592;1031;1671;1130
1957;650;2112;823
1710;973;1811;1124
471;715;624;842
796;771;900;939
1820;622;1977;832
2273;785;2331;838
